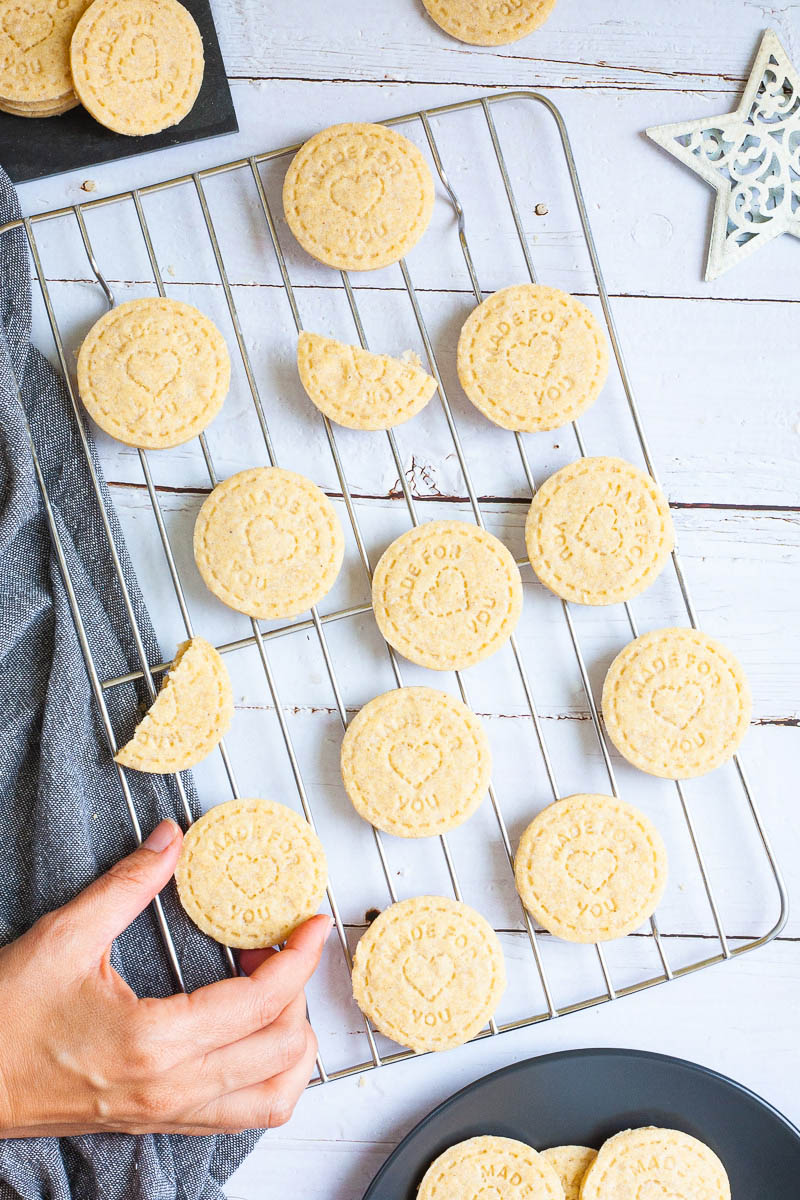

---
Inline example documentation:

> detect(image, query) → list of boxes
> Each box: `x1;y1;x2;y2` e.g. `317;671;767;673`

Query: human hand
0;819;330;1137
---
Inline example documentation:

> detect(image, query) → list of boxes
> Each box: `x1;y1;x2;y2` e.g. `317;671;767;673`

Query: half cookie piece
297;332;437;430
115;637;233;773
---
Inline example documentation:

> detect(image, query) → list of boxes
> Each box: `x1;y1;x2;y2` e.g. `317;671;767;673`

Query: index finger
167;914;332;1051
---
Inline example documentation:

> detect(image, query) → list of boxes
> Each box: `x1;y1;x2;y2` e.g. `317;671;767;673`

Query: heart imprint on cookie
651;682;704;730
115;31;159;84
388;740;442;789
244;515;300;567
402;950;455;1003
575;502;624;556
505;330;560;380
225;849;278;901
125;347;181;398
474;1189;504;1200
423;566;469;618
2;5;54;53
330;171;384;218
565;847;619;894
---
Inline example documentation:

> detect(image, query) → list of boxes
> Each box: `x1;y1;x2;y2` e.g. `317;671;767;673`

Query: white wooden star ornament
647;29;800;280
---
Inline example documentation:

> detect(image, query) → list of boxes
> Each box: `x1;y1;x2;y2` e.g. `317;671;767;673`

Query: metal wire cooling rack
2;91;788;1085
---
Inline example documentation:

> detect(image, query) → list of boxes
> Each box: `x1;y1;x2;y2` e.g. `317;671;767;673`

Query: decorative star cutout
647;29;800;280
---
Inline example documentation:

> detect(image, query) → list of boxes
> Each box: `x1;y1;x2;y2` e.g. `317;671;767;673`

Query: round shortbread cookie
0;0;91;104
193;467;345;620
418;1137;565;1200
115;637;233;773
422;0;558;46
580;1127;730;1200
70;0;204;137
514;794;668;943
76;297;230;450
371;520;523;671
602;628;751;779
340;686;491;837
297;331;437;430
540;1146;597;1200
351;895;506;1052
525;457;674;605
457;284;609;432
175;797;328;949
0;90;79;116
283;122;435;271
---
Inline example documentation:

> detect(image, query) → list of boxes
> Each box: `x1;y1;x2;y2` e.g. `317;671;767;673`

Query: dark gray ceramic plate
363;1048;800;1198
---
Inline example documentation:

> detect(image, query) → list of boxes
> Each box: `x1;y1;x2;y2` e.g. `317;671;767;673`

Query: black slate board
0;0;237;184
363;1048;800;1199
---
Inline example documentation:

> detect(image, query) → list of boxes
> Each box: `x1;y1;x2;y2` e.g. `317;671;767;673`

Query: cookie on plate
0;0;90;107
77;297;230;449
525;457;674;605
340;686;491;837
193;467;345;620
514;794;668;943
457;284;608;432
70;0;204;136
283;122;435;271
602;628;751;779
540;1145;597;1200
115;637;233;773
371;520;523;671
175;797;328;949
351;895;505;1052
581;1127;730;1200
422;0;558;46
297;331;437;430
418;1136;564;1200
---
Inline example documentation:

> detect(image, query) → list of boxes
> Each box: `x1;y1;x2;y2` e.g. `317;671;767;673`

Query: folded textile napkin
0;168;258;1199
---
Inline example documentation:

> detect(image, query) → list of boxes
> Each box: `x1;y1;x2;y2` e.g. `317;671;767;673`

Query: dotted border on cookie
525;456;675;604
372;521;522;670
601;628;752;778
581;1128;730;1199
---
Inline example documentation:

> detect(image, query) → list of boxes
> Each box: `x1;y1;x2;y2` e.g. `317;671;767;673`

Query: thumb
63;819;183;958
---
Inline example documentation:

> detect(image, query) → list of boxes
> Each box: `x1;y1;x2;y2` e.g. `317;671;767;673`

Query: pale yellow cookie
115;637;233;773
297;331;437;430
76;298;230;450
418;1137;565;1200
541;1146;597;1200
283;122;435;271
423;0;558;45
175;797;328;949
193;467;345;620
351;895;505;1052
525;457;674;605
70;0;204;136
580;1127;730;1200
340;687;491;837
0;90;79;116
514;794;668;943
0;0;91;104
457;284;609;432
372;520;522;671
602;628;751;779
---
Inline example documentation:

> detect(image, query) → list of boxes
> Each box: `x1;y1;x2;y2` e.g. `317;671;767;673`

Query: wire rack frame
3;90;788;1086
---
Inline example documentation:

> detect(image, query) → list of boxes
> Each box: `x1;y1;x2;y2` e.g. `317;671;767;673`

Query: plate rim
363;1045;800;1198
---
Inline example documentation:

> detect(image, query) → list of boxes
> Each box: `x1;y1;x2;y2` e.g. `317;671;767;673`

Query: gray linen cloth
0;168;260;1197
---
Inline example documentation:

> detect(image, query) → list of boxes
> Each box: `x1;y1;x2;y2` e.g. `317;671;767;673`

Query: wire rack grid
2;90;788;1085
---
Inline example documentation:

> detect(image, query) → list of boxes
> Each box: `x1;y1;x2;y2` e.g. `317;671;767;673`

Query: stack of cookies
0;0;204;134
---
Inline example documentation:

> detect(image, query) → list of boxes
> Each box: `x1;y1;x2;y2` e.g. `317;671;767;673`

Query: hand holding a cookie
0;819;330;1137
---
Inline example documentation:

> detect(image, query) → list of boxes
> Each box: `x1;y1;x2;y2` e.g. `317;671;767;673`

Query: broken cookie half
297;331;437;431
115;637;233;773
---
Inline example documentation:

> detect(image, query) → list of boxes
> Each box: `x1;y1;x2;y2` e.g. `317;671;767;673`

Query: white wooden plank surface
10;0;799;1194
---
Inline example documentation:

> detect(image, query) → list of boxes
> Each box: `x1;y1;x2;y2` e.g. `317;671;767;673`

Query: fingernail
143;819;179;853
322;915;334;942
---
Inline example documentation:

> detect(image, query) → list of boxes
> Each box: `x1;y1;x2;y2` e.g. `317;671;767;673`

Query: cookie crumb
81;179;97;192
534;202;549;215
